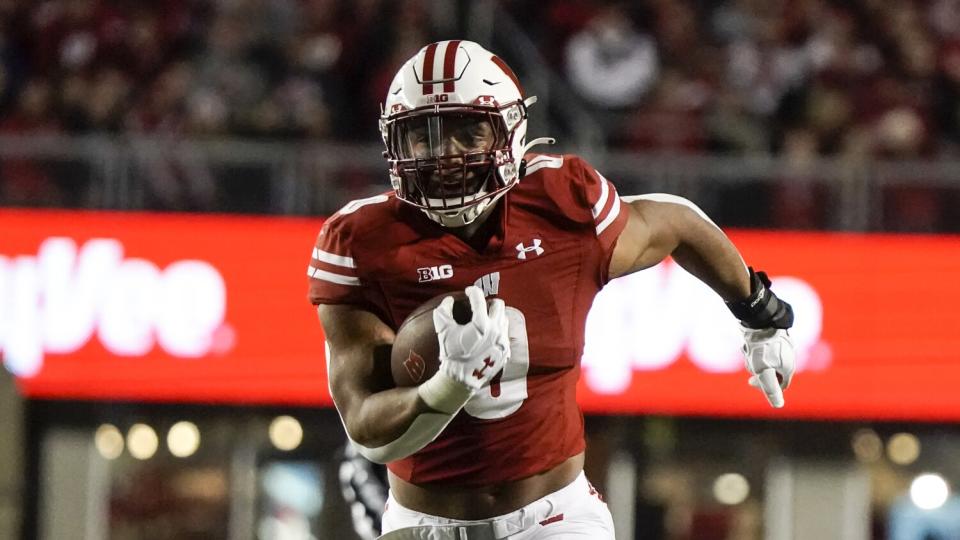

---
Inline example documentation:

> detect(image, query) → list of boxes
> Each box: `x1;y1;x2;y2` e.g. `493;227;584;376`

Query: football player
308;40;795;539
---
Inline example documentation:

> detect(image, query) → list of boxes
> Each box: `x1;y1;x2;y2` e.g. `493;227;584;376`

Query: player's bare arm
608;195;750;299
319;287;509;464
318;303;429;448
608;194;797;408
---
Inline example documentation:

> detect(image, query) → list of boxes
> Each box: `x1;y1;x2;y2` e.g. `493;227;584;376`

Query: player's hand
433;286;510;391
741;326;795;408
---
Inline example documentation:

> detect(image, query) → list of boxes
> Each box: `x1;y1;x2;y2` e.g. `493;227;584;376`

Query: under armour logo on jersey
516;239;544;259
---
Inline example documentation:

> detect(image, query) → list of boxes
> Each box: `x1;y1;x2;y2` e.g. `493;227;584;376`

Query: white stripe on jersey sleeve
524;155;563;176
313;247;356;269
307;266;360;286
591;172;624;235
595;196;622;235
591;172;611;218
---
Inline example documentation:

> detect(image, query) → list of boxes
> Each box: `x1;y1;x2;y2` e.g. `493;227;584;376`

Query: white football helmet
380;40;554;227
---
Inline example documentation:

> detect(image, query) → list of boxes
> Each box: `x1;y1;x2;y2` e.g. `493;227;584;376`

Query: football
390;291;477;387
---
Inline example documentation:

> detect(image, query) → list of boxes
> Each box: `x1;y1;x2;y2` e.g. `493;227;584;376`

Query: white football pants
378;472;614;540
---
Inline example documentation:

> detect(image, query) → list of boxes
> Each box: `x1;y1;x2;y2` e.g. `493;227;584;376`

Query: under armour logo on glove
433;286;510;390
516;239;544;259
472;358;496;379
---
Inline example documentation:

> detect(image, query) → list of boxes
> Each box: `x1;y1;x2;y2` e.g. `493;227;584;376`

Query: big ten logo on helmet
0;237;231;378
417;264;454;283
582;262;829;395
426;93;450;104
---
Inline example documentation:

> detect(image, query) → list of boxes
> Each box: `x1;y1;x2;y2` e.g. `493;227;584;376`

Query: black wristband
726;267;794;329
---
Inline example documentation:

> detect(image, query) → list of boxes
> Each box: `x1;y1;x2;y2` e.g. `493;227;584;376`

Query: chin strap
521;137;556;156
518;137;557;179
520;95;557;157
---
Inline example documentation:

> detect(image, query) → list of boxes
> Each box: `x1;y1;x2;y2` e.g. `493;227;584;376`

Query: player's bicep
608;197;684;278
317;304;395;412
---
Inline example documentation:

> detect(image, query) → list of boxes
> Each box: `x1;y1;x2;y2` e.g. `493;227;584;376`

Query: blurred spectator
0;77;58;133
619;68;709;152
0;78;63;206
873;106;945;232
934;40;960;152
565;4;659;108
772;128;828;229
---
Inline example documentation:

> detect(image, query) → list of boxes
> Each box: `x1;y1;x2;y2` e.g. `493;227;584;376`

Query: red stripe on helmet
442;40;461;93
421;43;439;95
491;55;524;98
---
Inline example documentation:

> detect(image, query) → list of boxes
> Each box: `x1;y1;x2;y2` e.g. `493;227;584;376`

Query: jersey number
463;307;530;419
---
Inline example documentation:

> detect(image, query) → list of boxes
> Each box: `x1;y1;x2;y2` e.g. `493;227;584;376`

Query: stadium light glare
713;473;750;505
852;428;883;463
910;473;949;510
127;423;159;460
269;416;303;451
94;424;124;460
887;433;921;465
167;421;201;458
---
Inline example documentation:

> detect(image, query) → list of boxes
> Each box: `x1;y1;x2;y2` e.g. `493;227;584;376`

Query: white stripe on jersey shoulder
336;194;390;216
591;172;611;219
595;196;622;235
620;193;721;231
313;247;356;269
523;155;563;176
308;266;360;286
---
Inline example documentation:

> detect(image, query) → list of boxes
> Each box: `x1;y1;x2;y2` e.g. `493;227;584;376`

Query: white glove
741;326;795;408
432;286;510;391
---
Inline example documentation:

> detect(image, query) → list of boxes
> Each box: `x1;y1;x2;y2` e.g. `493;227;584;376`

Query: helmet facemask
381;41;554;227
384;104;525;227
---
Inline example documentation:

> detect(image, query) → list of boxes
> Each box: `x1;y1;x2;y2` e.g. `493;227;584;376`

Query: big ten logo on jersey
426;93;450;104
417;264;453;283
473;272;500;297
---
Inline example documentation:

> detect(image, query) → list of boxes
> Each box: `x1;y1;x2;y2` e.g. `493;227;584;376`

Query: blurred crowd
513;0;960;161
1;0;959;229
0;0;438;140
3;0;960;154
508;0;960;231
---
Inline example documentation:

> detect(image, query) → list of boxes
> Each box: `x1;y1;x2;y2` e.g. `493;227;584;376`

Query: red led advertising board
1;209;959;420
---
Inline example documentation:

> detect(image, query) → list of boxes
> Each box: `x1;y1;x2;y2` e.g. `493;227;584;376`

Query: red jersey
307;154;628;486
